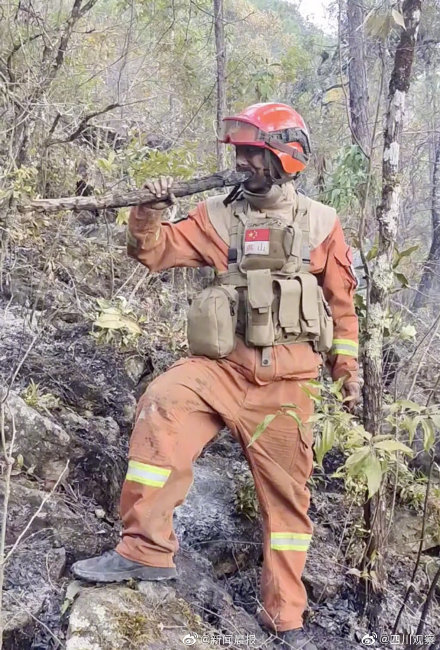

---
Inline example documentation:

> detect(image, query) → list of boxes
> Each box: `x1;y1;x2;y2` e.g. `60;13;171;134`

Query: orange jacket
127;190;358;386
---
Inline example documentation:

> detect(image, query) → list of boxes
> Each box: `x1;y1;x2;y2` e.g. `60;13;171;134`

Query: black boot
277;628;318;650
71;550;177;583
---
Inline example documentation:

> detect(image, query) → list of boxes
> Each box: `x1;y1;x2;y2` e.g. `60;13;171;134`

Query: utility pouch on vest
283;223;304;274
317;287;333;352
245;269;274;347
187;286;238;358
297;274;320;337
276;278;302;337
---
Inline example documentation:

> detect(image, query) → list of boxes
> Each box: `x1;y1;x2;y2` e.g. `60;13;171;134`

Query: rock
1;538;66;650
1;594;45;650
174;454;262;572
175;550;266;640
1;479;119;558
227;566;261;617
0;311;138;430
60;410;127;512
303;523;346;601
137;581;176;604
1;389;71;482
389;509;440;556
66;584;217;650
124;354;146;382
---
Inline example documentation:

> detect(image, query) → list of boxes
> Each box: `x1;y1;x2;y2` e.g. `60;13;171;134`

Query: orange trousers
117;356;315;632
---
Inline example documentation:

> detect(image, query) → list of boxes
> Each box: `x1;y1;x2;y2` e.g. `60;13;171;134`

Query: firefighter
72;103;360;650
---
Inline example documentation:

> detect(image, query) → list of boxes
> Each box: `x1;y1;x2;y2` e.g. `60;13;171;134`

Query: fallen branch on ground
18;170;249;214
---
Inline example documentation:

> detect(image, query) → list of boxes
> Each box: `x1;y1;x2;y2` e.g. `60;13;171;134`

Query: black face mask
224;150;297;207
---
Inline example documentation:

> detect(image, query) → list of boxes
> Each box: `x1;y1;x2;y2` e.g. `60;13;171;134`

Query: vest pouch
245;269;274;347
317;287;333;353
276;278;301;340
282;223;303;274
297;274;320;337
187;286;238;359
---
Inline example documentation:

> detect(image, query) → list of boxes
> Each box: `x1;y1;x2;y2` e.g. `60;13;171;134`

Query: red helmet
219;102;311;175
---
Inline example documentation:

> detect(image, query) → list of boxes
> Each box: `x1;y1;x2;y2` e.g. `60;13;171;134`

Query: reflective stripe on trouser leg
331;338;358;357
125;460;171;488
271;532;312;552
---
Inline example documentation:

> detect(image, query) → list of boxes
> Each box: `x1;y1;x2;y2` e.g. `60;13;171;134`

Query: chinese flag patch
244;228;270;255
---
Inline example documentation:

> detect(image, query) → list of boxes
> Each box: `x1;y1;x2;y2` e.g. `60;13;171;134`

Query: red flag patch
244;228;270;242
244;228;270;255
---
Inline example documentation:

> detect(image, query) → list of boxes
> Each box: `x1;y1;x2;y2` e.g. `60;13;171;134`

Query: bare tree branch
18;170;249;213
46;103;120;146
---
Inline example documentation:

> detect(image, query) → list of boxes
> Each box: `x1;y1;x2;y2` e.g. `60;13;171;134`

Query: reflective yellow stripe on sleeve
270;532;312;552
331;339;358;357
126;460;171;488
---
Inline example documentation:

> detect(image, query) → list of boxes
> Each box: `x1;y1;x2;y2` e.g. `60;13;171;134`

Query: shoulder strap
228;199;247;268
294;193;312;272
205;195;234;246
306;197;337;249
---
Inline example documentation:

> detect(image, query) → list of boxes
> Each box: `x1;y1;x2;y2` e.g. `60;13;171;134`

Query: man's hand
142;176;176;211
342;381;361;413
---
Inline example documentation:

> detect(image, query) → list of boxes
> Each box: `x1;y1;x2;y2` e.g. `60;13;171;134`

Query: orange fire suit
116;185;358;632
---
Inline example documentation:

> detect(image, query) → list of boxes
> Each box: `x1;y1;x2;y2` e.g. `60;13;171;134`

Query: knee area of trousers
137;386;196;425
146;374;200;407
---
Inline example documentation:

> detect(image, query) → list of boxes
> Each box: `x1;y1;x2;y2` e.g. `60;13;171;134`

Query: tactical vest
187;192;334;366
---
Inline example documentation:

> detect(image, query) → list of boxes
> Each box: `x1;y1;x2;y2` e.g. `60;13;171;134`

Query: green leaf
285;409;304;431
394;400;424;413
401;416;420;445
60;580;82;615
394;272;409;288
248;413;277;447
366;243;378;261
421;419;436;452
428;413;440;428
365;12;392;39
345;447;370;474
400;325;417;340
300;385;322;403
392;9;405;28
95;312;142;335
362;453;383;499
315;420;335;467
371;434;394;443
306;413;325;423
330;377;345;394
396;244;418;260
116;208;130;225
373;440;413;456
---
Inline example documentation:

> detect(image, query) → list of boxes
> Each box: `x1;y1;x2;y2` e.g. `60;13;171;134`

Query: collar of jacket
242;182;298;220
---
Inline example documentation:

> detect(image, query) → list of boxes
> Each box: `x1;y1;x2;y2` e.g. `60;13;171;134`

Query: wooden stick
18;170;248;214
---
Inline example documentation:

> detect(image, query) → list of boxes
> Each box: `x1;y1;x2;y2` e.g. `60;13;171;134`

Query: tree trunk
413;138;440;309
361;0;421;608
347;0;370;154
214;0;227;170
